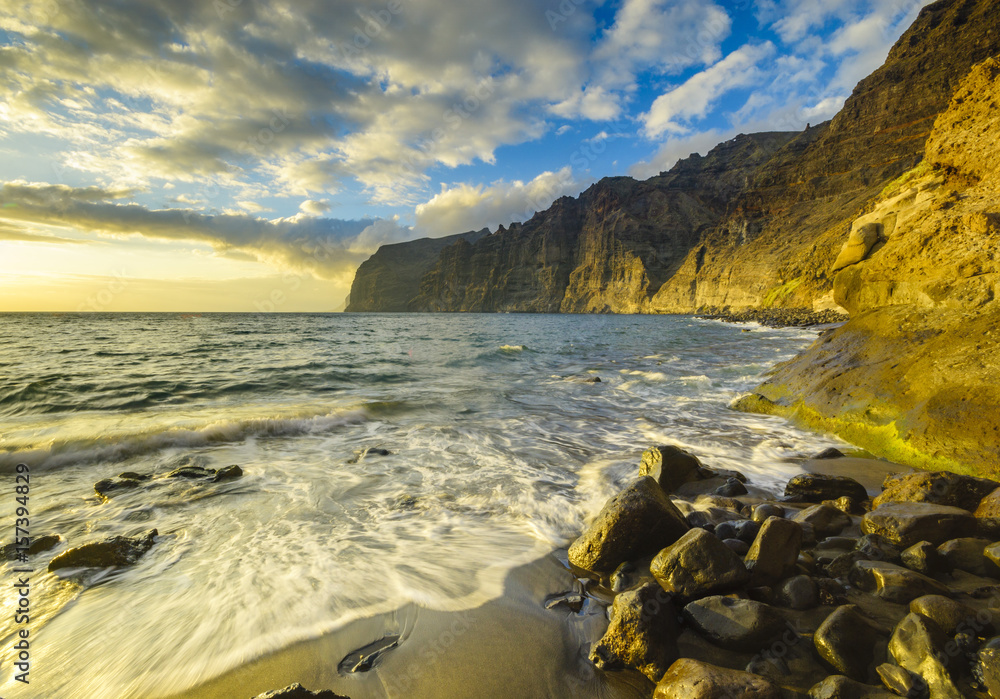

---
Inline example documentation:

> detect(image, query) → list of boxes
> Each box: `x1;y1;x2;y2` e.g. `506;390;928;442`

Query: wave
499;344;527;352
0;406;381;472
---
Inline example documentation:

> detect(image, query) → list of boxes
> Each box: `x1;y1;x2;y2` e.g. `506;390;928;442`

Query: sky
0;0;934;311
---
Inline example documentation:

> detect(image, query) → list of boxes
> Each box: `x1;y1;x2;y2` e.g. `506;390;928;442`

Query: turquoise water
0;313;844;697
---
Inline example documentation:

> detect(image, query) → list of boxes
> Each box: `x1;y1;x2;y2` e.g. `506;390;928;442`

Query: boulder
786;474;869;503
654;658;782;699
568;477;689;573
753;503;786;523
639;445;702;493
855;534;902;565
987;541;1000;571
611;561;639;593
723;539;750;556
745;517;803;586
938;537;995;576
814;448;846;460
252;684;349;699
682;596;786;652
972;636;1000;699
715;478;748;497
832;221;882;272
889;613;963;699
850;560;950;604
900;541;950;576
876;663;928;699
808;674;899;699
650;528;750;600
814;605;886;681
2;534;60;560
590;583;680;682
166;465;216;479
861;503;977;548
875;472;998;511
976;488;1000;538
828;496;869;516
795;504;853;538
775;575;820;610
94;472;150;499
48;530;157;571
213;464;244;482
909;595;979;637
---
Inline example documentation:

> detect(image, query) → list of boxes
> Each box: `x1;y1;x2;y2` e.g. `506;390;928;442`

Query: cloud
0;221;88;244
413;167;581;237
642;43;777;138
299;199;332;215
628;129;731;179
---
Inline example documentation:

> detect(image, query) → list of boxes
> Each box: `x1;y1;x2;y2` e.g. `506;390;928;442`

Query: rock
654;658;782;699
889;613;963;699
815;448;846;460
829;496;869;516
824;551;870;580
251;683;348;699
212;465;244;482
48;530;157;571
795;504;853;538
698;467;748;483
684;506;742;530
877;663;928;699
714;478;748;497
909;596;979;637
832;221;882;272
338;635;400;673
938;537;994;576
976;488;1000;538
874;471;998;511
2;534;61;560
786;474;869;503
987;542;1000;572
850;560;950;604
166;465;216;479
590;583;679;682
861;503;977;548
682;595;786;652
733;519;761;543
745;516;803;587
568;477;689;573
775;575;820;610
611;561;638;593
814;604;885;681
753;503;786;523
972;636;1000;699
901;541;950;576
723;538;750;556
855;534;902;565
639;445;702;493
808;674;900;699
650;528;750;600
94;472;150;499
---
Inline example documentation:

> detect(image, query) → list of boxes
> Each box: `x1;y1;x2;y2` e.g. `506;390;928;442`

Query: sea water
0;312;846;698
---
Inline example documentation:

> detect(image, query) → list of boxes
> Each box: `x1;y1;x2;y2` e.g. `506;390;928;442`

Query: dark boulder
654;658;782;699
861;503;977;548
212;464;244;482
682;595;786;652
889;613;963;699
849;560;950;604
650;527;750;600
94;472;150;499
814;604;886;682
794;504;852;538
900;541;950;576
875;471;998;511
252;684;349;699
48;529;157;571
786;474;868;503
639;445;702;493
590;582;680;682
745;516;802;586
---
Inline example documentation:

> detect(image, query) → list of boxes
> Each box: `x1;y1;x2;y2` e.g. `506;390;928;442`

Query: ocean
0;312;846;698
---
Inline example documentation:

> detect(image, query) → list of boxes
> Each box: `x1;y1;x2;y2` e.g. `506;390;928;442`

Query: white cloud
299;199;332;215
642;43;777;138
628;129;731;179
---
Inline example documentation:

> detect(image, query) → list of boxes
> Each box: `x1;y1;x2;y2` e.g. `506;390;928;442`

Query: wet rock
714;478;748;497
698;467;748;483
889;613;963;699
94;472;150;499
850;560;950;604
212;464;244;482
877;663;928;699
654;658;782;699
909;596;980;637
938;537;995;576
252;683;349;698
828;496;869;516
745;516;803;587
814;604;886;681
986;542;1000;572
650;528;750;600
874;472;998;511
338;635;400;673
824;551;870;580
972;636;1000;699
786;474;869;503
753;503;786;523
2;534;61;560
166;465;216;479
795;504;853;538
544;592;584;613
48;529;157;571
901;541;950;576
808;674;899;699
684;506;742;530
723;538;750;556
568;477;689;573
733;519;761;543
814;448;846;460
855;534;902;565
639;445;703;493
682;595;786;652
976;488;1000;538
776;575;820;610
861;503;977;548
611;561;638;593
590;583;679;682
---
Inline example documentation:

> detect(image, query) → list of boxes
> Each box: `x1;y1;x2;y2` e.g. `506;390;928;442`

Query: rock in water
745;516;803;586
568;477;689;573
785;474;869;503
252;684;349;699
889;613;963;699
3;534;61;560
48;530;157;571
849;560;950;604
212;464;244;482
861;503;977;548
638;445;702;493
654;658;782;699
875;471;999;510
649;527;750;600
682;596;785;652
589;582;679;682
814;605;885;682
94;472;150;499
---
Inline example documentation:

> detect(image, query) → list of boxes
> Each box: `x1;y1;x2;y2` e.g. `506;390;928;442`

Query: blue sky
0;0;933;310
